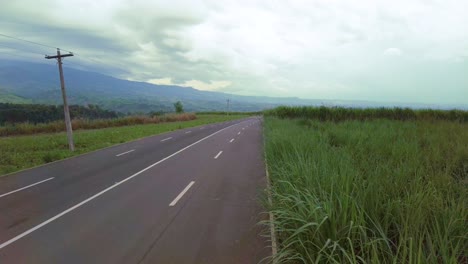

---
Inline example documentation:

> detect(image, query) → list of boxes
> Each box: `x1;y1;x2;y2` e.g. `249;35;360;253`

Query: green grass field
0;114;249;176
264;108;467;263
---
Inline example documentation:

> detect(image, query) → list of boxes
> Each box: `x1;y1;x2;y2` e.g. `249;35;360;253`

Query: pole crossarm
45;53;73;59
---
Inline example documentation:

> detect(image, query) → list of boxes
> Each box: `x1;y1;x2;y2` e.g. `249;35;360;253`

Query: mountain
0;60;464;112
0;60;289;113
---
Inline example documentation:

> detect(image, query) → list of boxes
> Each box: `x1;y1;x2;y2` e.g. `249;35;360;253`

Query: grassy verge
0;114;249;176
264;116;467;263
0;113;197;136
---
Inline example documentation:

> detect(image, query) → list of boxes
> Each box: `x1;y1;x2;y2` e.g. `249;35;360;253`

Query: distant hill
0;60;289;113
0;60;464;112
0;86;31;104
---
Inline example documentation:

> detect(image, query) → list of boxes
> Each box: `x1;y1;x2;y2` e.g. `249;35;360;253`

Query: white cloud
383;48;402;57
148;77;232;91
0;0;467;104
147;78;173;86
182;80;232;91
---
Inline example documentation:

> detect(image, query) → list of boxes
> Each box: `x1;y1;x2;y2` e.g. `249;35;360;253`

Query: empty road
0;117;270;263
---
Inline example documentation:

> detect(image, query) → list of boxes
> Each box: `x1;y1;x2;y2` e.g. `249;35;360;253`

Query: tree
174;101;184;113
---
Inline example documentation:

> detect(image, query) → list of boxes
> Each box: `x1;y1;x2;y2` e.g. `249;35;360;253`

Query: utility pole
226;99;230;115
45;49;75;151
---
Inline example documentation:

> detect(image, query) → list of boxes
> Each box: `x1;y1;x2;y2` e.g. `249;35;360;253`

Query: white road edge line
115;149;135;157
0;177;55;199
214;151;223;159
230;138;235;143
185;131;192;134
161;137;172;142
169;181;195;207
0;121;240;250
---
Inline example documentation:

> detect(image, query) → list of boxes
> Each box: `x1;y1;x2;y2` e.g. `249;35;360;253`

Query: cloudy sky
0;0;467;105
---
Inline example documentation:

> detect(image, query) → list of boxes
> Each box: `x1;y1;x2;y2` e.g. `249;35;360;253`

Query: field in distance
264;106;467;263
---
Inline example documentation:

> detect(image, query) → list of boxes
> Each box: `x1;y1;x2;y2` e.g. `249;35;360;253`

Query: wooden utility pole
45;49;75;151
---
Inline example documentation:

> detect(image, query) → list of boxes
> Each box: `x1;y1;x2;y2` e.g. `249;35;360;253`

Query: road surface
0;117;270;263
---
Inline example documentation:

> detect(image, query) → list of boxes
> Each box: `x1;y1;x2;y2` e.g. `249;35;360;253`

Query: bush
174;101;184;113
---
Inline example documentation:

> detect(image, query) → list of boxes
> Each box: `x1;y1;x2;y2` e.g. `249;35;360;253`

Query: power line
0;40;80;67
70;52;107;65
0;32;129;71
0;33;73;53
0;50;40;60
0;33;57;50
62;60;90;69
0;32;128;76
0;43;48;56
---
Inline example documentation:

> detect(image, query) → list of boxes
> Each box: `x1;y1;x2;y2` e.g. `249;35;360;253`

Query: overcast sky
0;0;467;105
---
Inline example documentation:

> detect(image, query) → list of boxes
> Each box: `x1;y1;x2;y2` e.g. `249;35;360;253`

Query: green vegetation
174;101;184;113
0;113;196;136
264;107;467;263
0;114;249;176
0;90;31;104
265;106;468;122
0;103;119;125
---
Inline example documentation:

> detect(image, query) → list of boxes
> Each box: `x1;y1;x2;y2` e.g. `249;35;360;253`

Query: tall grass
265;106;468;122
0;113;196;136
264;111;467;263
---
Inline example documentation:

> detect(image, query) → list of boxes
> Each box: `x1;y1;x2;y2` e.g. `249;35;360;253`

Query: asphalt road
0;117;270;263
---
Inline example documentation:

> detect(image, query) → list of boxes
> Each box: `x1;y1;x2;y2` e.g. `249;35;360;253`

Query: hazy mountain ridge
0;60;465;112
0;61;283;112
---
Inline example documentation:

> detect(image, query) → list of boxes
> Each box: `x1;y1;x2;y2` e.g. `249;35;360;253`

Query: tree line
0;103;120;125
